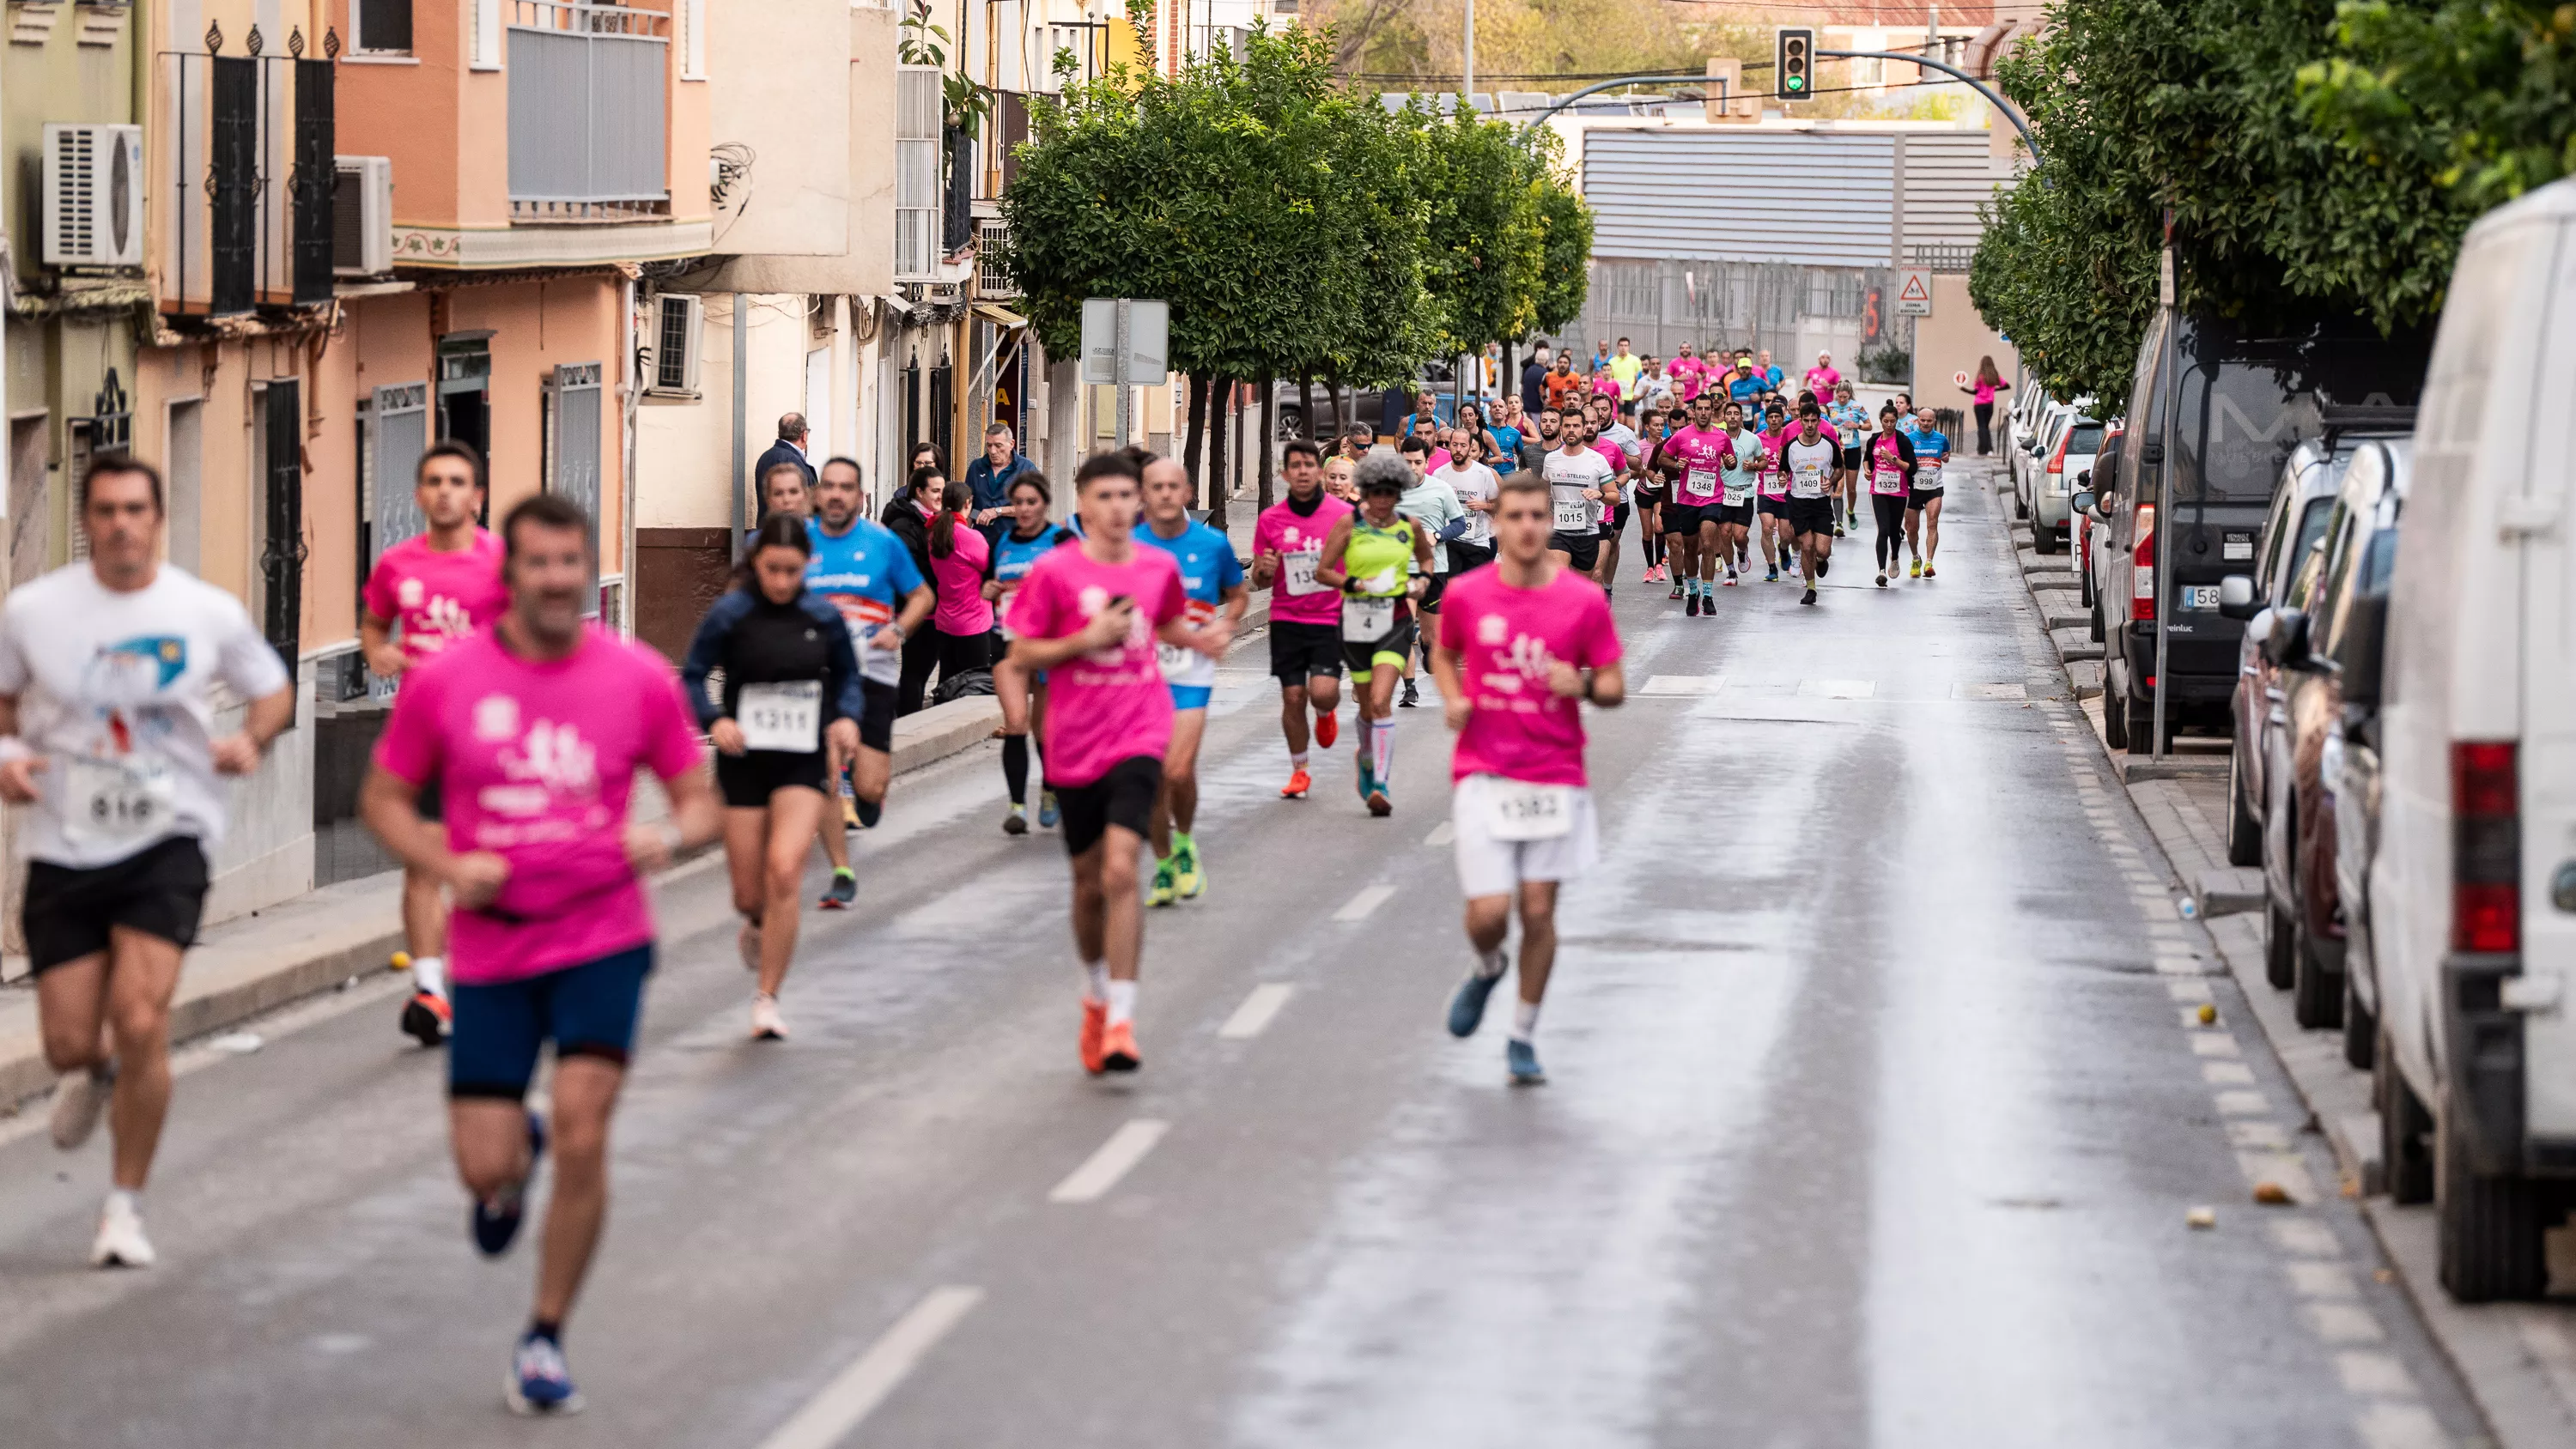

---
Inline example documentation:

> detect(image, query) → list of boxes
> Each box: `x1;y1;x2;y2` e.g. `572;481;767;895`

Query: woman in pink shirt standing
926;478;993;694
1963;355;2009;454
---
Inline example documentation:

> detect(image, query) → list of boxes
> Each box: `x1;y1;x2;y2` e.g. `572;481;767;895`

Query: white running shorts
1449;773;1601;900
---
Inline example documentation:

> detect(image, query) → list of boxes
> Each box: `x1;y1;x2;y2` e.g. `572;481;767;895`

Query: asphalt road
0;473;2490;1447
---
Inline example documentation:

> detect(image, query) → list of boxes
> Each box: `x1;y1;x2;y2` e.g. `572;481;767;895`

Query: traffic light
1776;27;1813;101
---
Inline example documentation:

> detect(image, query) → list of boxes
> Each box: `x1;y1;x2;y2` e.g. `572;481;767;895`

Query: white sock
1084;962;1110;1000
1475;946;1509;980
411;955;447;998
1105;978;1139;1027
1510;999;1541;1044
105;1187;141;1218
1291;749;1309;769
1370;718;1395;784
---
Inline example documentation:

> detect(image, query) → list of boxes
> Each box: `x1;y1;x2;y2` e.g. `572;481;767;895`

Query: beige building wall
1912;272;2018;414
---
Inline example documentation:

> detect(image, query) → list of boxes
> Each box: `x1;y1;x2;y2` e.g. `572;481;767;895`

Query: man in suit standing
752;414;815;498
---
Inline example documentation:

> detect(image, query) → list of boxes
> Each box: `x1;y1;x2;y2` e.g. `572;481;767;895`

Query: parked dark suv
2092;314;2429;751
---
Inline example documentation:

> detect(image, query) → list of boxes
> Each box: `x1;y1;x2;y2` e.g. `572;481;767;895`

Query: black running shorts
24;835;210;973
1056;755;1163;857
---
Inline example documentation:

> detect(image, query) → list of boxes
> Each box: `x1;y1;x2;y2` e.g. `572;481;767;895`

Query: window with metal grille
293;58;334;305
209;57;258;316
356;0;412;52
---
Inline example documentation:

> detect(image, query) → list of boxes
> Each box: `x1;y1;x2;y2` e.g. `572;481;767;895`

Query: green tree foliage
1970;0;2464;402
2299;1;2576;211
996;25;1590;388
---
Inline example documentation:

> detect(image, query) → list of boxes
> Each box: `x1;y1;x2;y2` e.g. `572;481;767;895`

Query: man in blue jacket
963;421;1034;534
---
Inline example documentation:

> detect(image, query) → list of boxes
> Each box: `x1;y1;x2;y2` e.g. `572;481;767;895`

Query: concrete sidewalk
0;588;1274;1115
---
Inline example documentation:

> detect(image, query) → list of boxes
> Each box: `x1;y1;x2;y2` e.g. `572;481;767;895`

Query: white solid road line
1048;1119;1171;1204
751;1285;984;1449
1333;884;1397;921
1218;984;1295;1040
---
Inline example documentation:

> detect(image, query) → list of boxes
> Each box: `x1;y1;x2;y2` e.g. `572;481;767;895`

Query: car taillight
2130;502;2156;620
2046;436;2068;475
2451;741;2520;954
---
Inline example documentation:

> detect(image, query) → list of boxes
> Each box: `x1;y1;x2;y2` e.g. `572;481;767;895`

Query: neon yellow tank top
1343;516;1416;599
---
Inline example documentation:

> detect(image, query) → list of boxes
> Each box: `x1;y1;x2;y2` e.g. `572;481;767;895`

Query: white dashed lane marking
1218;984;1295;1041
1048;1119;1170;1204
1424;822;1455;847
750;1286;984;1449
1333;884;1396;921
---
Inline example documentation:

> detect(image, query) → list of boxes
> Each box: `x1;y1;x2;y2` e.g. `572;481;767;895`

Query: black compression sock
529;1319;562;1345
1002;735;1029;805
854;796;883;828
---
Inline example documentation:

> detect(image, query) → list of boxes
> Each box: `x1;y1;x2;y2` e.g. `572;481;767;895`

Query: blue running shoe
1038;790;1060;829
1448;968;1504;1039
471;1111;546;1258
504;1331;584;1416
1506;1040;1546;1086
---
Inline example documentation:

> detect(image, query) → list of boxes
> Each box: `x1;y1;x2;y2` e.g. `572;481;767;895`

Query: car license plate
2182;585;2222;610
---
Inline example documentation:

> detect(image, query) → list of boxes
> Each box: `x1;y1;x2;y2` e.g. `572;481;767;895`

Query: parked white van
2372;178;2576;1300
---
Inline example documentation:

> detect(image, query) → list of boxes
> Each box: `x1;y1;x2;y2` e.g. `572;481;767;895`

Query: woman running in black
680;515;866;1040
1863;403;1919;586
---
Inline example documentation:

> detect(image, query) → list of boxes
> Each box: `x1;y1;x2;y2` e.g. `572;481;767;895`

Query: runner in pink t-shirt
356;440;511;1047
1430;471;1625;1087
359;494;721;1415
1655;395;1738;614
1669;347;1711;403
1250;440;1355;797
1005;449;1230;1078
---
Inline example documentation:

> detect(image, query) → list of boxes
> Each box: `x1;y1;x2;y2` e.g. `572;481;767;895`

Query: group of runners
11;404;1635;1414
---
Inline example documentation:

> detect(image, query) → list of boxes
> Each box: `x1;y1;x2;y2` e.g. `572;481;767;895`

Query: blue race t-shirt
1911;429;1953;490
1728;373;1765;406
1135;517;1242;691
805;517;926;684
1491;425;1523;473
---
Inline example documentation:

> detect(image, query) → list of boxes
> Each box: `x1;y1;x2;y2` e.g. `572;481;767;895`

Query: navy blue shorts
448;943;655;1100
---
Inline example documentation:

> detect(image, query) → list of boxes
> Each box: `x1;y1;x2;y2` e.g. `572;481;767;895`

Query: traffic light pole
1514;56;2038;167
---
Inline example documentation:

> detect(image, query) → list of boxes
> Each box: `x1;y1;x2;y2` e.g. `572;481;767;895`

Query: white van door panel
2519;221;2576;1139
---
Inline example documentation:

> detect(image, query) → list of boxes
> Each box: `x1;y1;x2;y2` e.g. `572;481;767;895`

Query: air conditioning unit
42;123;144;268
333;156;394;276
651;294;704;393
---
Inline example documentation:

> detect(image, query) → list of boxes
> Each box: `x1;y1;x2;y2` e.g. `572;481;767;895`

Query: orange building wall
330;0;464;227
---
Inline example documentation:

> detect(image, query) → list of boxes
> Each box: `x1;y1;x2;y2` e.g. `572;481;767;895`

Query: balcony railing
507;0;670;221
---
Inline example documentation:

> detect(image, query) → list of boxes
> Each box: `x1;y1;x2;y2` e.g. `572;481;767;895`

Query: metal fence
507;0;668;217
1566;258;1911;375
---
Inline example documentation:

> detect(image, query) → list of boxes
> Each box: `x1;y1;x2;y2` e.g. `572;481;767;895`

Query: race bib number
1486;779;1573;841
1157;601;1218;687
832;596;902;685
1722;480;1753;506
1282;550;1326;597
1791;461;1828;499
1917;462;1944;488
738;680;822;753
1681;466;1719;502
1341;595;1396;642
62;755;178;849
1552;495;1592;531
1872;465;1908;496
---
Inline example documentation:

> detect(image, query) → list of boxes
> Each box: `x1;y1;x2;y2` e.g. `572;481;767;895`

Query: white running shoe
90;1196;155;1269
750;993;787;1041
50;1063;112;1151
737;921;762;973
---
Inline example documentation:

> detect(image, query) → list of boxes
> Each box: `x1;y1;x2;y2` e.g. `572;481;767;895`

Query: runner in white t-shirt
1434;428;1502;576
0;455;296;1270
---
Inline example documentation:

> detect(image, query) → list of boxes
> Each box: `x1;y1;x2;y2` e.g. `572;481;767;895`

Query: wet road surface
0;475;2486;1447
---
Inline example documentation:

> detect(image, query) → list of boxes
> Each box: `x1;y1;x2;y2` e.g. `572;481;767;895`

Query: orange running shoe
1079;997;1108;1074
1099;1020;1140;1073
1280;767;1312;799
1314;710;1339;750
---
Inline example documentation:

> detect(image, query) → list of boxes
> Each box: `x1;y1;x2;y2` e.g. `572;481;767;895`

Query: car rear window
2066;424;2105;454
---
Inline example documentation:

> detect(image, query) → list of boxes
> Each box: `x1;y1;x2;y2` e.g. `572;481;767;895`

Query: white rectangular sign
1080;299;1170;384
1896;268;1933;317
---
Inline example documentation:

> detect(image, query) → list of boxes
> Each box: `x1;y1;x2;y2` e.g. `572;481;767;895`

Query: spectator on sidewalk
963;422;1034;534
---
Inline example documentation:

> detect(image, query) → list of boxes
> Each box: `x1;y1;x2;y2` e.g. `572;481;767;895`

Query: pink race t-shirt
373;627;704;985
1437;566;1623;787
1669;355;1710;401
928;518;994;634
1589;373;1622;399
1255;494;1355;627
1756;429;1790;497
361;529;507;667
1662;426;1736;504
1005;543;1187;786
1593;440;1628;475
1803;367;1842;397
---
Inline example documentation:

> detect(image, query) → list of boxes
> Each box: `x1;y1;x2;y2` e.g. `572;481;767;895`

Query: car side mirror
2261;609;2311;668
2338;593;2390;707
2141;440;2165;466
2070;489;2096;517
2216;573;2260;621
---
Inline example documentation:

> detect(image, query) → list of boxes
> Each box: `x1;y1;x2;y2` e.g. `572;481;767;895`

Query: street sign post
1896;269;1933;317
1081;298;1170;447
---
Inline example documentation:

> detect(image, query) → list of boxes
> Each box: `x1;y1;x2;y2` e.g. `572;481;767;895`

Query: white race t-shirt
1438;462;1502;546
1541;447;1613;534
0;564;291;868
